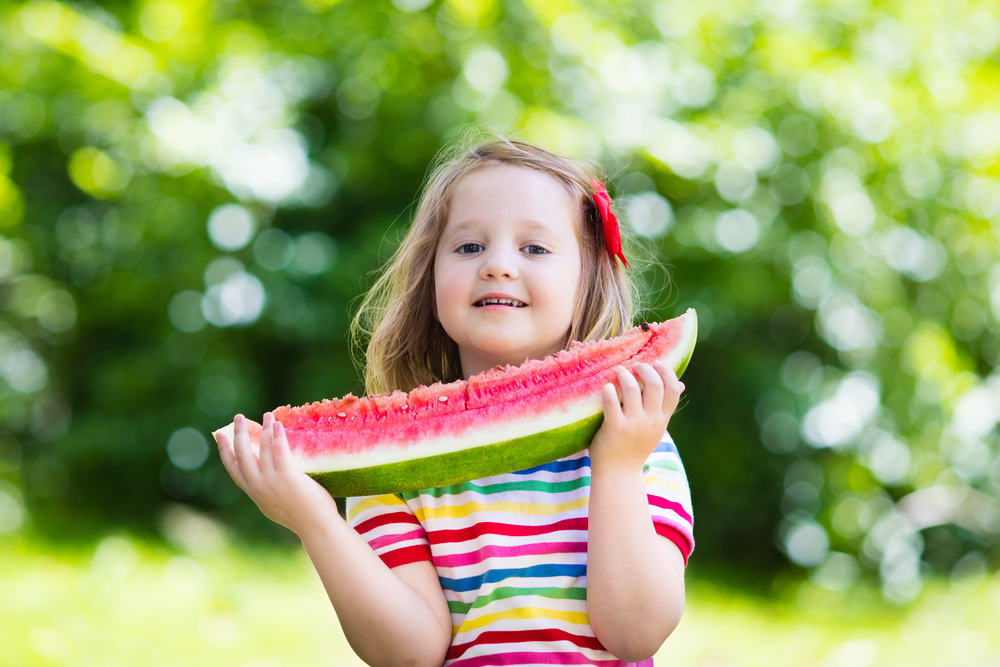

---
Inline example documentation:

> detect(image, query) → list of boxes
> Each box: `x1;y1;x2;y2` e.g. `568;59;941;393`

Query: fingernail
679;382;686;392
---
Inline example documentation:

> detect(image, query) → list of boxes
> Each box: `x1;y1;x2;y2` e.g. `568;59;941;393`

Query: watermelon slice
214;309;697;497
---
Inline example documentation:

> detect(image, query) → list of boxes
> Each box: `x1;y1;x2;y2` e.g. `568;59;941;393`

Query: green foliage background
0;0;999;603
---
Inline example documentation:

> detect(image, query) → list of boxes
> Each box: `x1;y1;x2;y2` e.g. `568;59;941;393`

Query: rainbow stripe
347;436;694;666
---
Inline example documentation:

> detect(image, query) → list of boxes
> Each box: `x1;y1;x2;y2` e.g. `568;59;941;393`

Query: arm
217;414;451;667
586;363;687;663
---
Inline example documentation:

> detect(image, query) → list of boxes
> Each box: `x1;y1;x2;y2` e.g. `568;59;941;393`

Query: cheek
432;260;445;322
433;260;462;323
536;260;581;316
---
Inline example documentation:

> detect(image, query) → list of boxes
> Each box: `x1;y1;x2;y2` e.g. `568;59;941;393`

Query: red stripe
378;544;432;568
354;511;422;535
448;629;605;661
450;651;634;666
428;518;589;545
655;523;693;566
647;494;693;524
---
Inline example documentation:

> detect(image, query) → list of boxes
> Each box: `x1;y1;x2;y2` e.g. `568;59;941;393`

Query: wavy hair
350;131;640;394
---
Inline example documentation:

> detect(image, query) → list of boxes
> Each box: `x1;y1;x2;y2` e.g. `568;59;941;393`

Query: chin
474;342;532;366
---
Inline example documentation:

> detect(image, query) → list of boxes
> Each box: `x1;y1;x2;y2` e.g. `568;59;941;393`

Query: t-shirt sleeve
644;431;695;566
346;494;433;569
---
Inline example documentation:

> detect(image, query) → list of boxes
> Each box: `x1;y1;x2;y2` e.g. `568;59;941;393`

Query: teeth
478;298;525;307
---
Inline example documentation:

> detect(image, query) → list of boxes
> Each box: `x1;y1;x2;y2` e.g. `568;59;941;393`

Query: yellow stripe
645;476;685;495
346;494;407;521
453;607;590;637
414;496;590;522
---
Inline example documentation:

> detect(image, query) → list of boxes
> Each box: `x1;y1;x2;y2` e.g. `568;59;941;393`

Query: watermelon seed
641;322;650;331
337;412;347;418
438;396;448;402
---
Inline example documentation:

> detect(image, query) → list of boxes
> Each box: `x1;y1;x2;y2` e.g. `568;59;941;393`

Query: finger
601;382;623;421
634;363;665;414
271;421;297;470
215;430;249;493
616;367;642;415
656;363;684;416
272;421;295;471
232;414;261;485
259;412;275;474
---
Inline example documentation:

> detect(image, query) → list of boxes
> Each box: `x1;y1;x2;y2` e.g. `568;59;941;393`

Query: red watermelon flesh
214;309;697;496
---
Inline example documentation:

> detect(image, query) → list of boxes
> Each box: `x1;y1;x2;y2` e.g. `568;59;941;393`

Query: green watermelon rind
215;310;698;497
307;412;604;497
308;311;697;496
671;312;697;380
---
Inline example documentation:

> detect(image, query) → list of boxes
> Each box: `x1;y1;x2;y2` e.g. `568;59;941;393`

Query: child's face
434;165;583;378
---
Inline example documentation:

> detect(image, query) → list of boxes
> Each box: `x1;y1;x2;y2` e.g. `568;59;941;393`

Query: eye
522;245;549;255
457;243;484;254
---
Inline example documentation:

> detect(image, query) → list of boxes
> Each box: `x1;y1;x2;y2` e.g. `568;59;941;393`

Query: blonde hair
351;132;640;394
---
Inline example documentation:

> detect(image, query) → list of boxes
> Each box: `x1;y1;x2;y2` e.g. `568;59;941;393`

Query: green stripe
405;476;591;500
643;459;681;473
448;586;587;614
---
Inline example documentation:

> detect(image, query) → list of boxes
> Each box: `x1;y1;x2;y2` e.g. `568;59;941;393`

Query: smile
474;298;527;307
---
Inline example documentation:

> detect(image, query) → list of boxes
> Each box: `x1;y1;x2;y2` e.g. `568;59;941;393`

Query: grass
2;525;998;666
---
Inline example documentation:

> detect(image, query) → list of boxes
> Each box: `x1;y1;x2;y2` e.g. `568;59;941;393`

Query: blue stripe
439;564;587;592
512;456;590;475
511;434;676;474
654;439;678;455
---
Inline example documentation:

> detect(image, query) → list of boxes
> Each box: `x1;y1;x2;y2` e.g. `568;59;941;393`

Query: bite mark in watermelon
214;309;697;497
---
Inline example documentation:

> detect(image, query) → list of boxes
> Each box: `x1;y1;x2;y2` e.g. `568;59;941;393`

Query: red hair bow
591;177;629;268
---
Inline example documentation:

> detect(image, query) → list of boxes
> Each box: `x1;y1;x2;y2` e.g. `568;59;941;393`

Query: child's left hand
588;361;685;473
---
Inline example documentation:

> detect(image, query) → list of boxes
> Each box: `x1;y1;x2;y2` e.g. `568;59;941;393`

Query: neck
458;343;565;379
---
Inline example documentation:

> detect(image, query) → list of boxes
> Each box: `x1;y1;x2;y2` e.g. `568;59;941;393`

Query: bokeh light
0;0;996;615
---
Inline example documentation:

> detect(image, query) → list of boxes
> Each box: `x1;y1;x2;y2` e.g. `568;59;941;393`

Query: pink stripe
647;494;692;524
655;523;693;565
450;651;639;666
368;528;426;551
434;541;587;568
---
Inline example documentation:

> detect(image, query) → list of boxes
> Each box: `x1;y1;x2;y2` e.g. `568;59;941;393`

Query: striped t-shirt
346;433;694;667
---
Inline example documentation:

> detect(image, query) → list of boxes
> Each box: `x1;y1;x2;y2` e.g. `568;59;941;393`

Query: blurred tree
0;0;998;600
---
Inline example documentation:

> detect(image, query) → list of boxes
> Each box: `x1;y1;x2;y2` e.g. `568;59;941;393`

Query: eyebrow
442;219;558;240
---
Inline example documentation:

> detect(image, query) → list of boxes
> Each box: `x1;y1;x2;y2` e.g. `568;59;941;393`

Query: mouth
474;297;527;308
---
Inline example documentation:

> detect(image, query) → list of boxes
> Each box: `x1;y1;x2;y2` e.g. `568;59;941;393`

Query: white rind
213;423;234;446
293;393;603;473
664;307;698;373
212;422;260;456
290;309;698;474
210;310;697;475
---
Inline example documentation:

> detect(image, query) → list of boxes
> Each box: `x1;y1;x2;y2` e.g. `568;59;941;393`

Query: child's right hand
216;412;338;536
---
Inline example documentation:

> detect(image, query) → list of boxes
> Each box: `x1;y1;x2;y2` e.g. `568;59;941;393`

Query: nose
479;245;519;280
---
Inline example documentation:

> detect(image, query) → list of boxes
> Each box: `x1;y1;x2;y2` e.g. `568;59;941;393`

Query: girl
217;136;694;667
